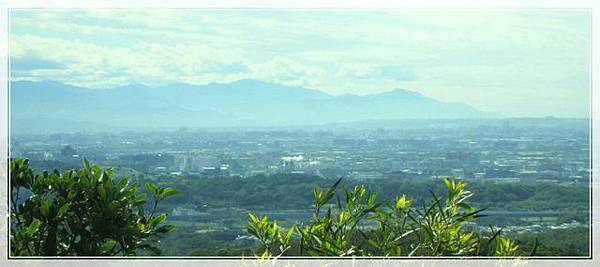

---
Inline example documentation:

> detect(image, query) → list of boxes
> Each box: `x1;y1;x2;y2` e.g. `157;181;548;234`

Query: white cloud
10;34;253;87
8;9;591;117
11;34;326;88
250;57;327;87
336;64;378;79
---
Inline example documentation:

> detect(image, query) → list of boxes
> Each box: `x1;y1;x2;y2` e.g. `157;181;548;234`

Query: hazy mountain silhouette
10;79;498;133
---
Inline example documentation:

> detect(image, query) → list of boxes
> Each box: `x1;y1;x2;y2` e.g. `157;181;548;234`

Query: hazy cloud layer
9;9;590;117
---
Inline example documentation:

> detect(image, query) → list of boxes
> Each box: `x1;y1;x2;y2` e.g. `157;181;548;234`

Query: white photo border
0;0;598;266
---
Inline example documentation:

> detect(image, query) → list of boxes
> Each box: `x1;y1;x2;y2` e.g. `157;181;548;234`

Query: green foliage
9;158;180;256
170;173;326;209
513;227;589;256
247;178;527;257
169;173;588;217
494;237;520;257
158;226;254;256
247;213;294;258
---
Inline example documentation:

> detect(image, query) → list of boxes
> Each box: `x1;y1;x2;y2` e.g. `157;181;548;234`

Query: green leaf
313;187;322;203
395;195;412;210
368;239;380;250
101;239;118;253
25;219;42;237
150;214;167;226
145;183;158;196
319;178;342;206
159;188;180;200
40;199;51;216
117;177;129;192
57;203;71;217
97;184;107;202
285;227;294;241
134;193;147;206
156;224;175;233
248;212;259;223
82;158;90;169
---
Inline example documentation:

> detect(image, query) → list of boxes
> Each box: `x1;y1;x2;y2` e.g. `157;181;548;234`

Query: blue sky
9;9;590;117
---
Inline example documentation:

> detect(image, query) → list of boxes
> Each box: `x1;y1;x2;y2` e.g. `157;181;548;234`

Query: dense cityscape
12;118;590;186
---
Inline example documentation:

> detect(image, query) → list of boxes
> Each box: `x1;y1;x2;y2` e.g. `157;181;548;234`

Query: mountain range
10;79;498;133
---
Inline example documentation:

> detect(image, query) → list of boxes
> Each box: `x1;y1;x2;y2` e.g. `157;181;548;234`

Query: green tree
247;178;530;257
9;158;179;256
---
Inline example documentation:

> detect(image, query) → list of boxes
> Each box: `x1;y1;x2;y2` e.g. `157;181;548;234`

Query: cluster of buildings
11;119;590;187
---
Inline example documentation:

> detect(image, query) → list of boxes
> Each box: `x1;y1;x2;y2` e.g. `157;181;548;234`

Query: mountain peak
388;87;423;96
231;78;268;86
366;87;426;100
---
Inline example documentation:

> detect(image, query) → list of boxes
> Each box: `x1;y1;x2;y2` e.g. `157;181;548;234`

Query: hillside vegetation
9;157;532;257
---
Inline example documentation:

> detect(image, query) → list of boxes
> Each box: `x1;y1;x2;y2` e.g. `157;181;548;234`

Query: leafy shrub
247;178;530;257
9;158;179;256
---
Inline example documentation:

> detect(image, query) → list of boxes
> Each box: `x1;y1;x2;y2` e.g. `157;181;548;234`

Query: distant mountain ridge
10;79;498;133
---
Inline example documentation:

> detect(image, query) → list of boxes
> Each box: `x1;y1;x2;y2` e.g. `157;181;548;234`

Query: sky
9;9;591;117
